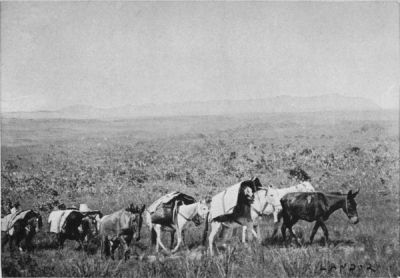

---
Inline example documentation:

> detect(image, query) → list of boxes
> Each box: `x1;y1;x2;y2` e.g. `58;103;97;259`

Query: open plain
1;110;399;277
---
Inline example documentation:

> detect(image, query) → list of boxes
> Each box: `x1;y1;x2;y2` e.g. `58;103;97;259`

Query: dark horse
2;210;43;252
203;177;262;255
57;210;102;250
280;190;359;246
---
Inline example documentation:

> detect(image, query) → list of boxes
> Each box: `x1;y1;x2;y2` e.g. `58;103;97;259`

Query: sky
1;1;399;112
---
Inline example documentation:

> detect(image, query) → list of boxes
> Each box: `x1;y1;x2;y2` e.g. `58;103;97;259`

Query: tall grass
1;111;399;277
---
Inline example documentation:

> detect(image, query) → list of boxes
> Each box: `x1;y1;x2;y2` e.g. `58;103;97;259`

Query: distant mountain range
2;94;381;119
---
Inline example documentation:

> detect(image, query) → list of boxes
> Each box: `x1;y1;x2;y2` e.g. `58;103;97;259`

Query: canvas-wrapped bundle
151;201;175;225
148;191;196;225
209;178;260;221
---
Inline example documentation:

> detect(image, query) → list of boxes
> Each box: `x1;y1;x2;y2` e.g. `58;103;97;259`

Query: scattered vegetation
1;110;399;277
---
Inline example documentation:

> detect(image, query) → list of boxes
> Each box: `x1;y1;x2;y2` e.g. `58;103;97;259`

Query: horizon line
1;93;386;113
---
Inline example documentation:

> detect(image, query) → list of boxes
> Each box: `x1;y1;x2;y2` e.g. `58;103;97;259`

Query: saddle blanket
147;191;182;214
209;182;242;221
48;210;75;233
1;210;32;235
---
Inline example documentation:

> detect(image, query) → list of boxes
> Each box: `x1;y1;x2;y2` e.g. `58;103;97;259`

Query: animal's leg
71;229;83;251
26;235;34;252
15;233;25;252
244;219;259;243
150;226;157;250
273;211;279;223
246;221;254;243
169;230;175;250
271;209;283;238
280;209;291;244
182;230;186;247
1;233;9;252
251;217;262;243
254;226;261;243
208;222;221;256
9;235;15;252
110;240;116;260
171;228;182;253
100;236;105;257
271;221;280;239
281;222;287;243
119;236;130;261
319;221;330;245
219;225;231;249
218;225;226;239
57;234;64;249
76;235;84;251
242;226;247;243
154;225;169;253
253;221;261;243
288;226;301;246
155;239;159;253
309;221;320;244
102;236;111;258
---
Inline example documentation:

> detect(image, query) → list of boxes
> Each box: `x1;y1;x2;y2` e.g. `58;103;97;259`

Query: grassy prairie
1;110;399;277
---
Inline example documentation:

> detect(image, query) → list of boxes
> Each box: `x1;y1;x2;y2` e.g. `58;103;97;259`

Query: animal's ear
347;190;352;198
348;190;359;198
252;177;262;190
141;204;145;212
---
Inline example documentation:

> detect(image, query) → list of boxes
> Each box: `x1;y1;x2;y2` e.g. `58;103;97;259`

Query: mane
235;181;255;210
240;180;255;192
15;209;32;216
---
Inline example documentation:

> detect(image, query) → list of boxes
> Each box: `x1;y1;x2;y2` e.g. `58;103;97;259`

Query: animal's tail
202;212;210;246
279;199;288;222
151;228;157;246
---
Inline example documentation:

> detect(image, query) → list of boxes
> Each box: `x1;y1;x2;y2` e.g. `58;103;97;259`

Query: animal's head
27;212;43;234
197;200;210;219
264;185;281;206
243;186;254;203
93;213;103;231
192;200;210;226
240;179;259;204
82;212;102;237
251;177;263;191
345;189;359;224
126;204;146;241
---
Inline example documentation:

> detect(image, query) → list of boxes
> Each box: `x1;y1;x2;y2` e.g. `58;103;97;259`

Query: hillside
2;94;381;119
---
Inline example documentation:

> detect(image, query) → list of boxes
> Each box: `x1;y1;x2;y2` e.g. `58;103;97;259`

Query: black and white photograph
1;1;399;277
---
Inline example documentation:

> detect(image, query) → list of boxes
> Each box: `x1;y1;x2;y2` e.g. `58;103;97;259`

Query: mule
99;204;145;260
145;198;209;253
2;210;43;252
280;190;359;246
57;210;102;250
203;178;259;256
242;181;315;242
